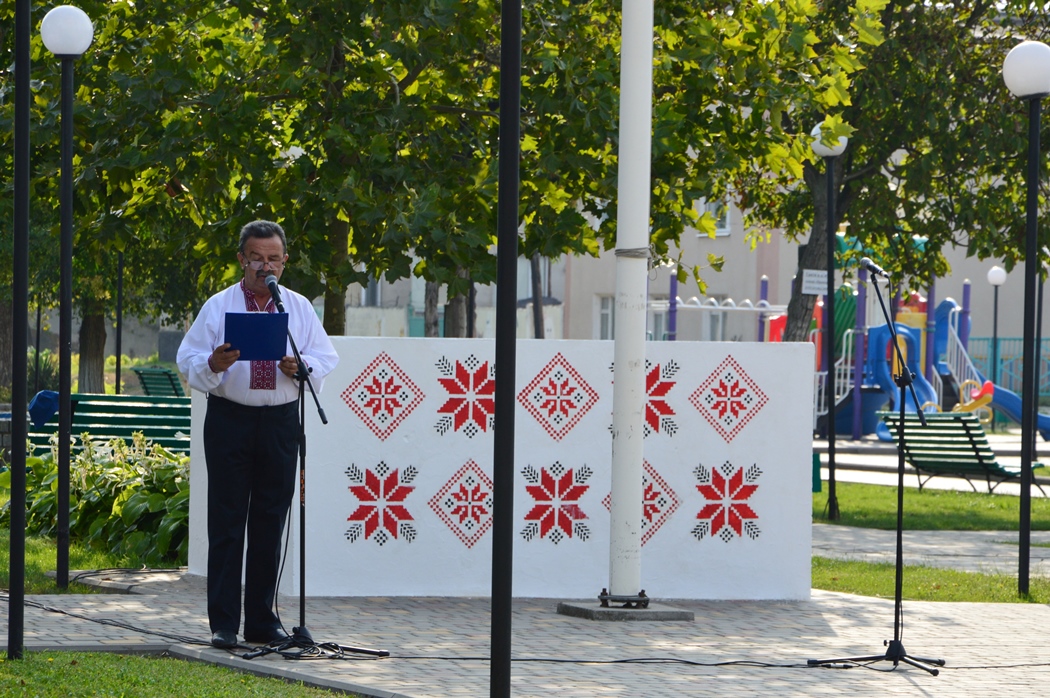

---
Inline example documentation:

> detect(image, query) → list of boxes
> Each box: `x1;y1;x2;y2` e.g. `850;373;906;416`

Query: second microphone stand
808;269;944;675
246;288;387;660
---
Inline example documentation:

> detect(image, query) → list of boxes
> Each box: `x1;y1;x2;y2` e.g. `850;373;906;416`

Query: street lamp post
41;4;94;590
812;123;848;521
987;266;1007;389
1002;39;1050;596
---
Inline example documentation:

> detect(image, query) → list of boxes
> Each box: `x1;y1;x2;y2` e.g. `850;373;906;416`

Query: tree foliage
2;0;886;386
733;1;1050;341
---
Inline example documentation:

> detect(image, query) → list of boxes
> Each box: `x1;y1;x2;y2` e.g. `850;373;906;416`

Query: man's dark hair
238;220;287;254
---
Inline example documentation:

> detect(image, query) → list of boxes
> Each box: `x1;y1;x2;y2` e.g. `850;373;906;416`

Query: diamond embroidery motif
521;462;592;544
428;460;494;549
689;355;768;443
692;462;761;543
345;462;417;546
517;353;599;441
601;460;681;546
342;352;425;441
435;355;496;438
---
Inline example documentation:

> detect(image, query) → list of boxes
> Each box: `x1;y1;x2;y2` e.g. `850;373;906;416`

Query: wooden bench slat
877;411;1043;494
131;367;185;397
27;392;191;455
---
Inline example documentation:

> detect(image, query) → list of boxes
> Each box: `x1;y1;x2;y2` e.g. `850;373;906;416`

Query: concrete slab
555;600;695;621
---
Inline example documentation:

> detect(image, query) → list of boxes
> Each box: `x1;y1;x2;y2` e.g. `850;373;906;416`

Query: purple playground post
758;275;769;341
925;280;936;382
852;269;867;440
961;279;971;351
668;271;677;341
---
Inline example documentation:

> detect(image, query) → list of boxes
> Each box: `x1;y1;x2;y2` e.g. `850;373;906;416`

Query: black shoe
243;628;289;645
211;630;237;649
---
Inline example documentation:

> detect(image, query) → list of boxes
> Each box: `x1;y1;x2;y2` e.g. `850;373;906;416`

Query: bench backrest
28;393;191;454
132;367;186;397
879;412;999;472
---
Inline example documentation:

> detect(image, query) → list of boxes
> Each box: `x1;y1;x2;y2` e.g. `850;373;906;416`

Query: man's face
237;235;288;299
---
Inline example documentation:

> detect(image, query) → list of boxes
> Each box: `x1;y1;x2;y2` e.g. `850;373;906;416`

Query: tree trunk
784;162;833;343
444;294;467;338
0;296;12;394
530;253;545;339
443;268;472;338
77;312;107;394
323;219;349;336
424;281;440;337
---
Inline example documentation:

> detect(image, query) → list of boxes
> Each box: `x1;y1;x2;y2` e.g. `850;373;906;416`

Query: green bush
0;434;189;567
27;348;60;394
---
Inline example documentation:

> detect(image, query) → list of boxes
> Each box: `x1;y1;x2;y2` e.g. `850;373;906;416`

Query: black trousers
203;395;299;635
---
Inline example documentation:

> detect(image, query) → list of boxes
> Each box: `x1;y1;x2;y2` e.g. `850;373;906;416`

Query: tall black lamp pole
1002;40;1050;596
812;123;848;521
489;0;521;691
41;4;95;590
9;0;32;660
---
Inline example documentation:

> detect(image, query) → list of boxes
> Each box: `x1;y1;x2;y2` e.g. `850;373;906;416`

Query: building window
651;311;666;341
599;296;615;340
706;311;725;341
362;276;380;307
705;200;730;236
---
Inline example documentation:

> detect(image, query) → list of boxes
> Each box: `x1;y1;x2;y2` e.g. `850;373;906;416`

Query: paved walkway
4;435;1050;697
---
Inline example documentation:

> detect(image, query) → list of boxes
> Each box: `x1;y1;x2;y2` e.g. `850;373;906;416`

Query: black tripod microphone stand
808;269;944;675
251;289;387;659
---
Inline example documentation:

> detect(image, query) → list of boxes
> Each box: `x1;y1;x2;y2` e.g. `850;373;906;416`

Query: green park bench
131;366;186;397
28;393;191;455
879;411;1045;495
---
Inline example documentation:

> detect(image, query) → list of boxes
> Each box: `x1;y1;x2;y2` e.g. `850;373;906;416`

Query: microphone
860;257;891;279
265;274;286;312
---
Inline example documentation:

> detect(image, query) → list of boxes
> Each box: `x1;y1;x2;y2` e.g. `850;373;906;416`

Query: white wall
189;337;813;600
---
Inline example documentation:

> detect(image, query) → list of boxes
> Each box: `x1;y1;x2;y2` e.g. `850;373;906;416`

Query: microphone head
860;257;874;269
264;274;279;289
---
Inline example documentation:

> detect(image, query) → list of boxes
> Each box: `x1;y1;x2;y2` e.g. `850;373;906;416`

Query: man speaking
177;220;339;649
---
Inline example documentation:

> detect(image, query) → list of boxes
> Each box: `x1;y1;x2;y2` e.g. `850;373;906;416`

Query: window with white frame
599;296;616;340
706;200;730;236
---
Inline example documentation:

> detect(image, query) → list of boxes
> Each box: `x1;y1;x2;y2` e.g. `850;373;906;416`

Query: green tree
734;1;1049;341
2;0;887;396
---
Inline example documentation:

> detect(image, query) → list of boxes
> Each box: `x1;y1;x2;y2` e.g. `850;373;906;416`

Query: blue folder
224;312;288;361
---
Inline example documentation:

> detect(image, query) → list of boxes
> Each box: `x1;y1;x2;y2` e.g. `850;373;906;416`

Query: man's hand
278;355;299;379
210;343;239;373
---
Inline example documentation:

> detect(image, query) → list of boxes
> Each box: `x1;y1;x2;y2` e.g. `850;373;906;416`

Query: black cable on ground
9;591;1050;672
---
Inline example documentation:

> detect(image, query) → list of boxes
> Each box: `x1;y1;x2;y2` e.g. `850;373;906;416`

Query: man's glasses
244;259;285;271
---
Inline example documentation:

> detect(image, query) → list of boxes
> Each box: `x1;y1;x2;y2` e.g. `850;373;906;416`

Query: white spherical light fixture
987;265;1007;287
40;5;94;57
811;124;847;158
1003;40;1050;98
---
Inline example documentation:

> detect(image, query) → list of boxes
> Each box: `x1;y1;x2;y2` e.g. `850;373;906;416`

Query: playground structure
646;276;1050;440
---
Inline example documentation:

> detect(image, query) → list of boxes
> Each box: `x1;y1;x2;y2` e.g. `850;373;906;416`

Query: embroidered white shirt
176;282;339;406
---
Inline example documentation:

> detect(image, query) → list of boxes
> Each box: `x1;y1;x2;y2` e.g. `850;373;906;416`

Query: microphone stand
251;287;388;660
808;269;944;675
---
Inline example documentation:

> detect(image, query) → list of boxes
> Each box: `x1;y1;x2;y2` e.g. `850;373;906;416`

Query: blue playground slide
868;323;939;441
932;298;1050;440
986;383;1050;441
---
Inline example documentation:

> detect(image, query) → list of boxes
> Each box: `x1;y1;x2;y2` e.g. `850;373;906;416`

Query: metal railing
945;308;983;392
966;336;1050;398
812;329;855;429
929;369;943;410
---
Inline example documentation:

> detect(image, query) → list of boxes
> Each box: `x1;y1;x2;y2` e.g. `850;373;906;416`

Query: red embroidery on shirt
241;281;278;391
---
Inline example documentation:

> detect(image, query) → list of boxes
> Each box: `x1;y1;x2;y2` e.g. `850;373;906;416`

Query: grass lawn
812;480;1050;530
813;556;1050;602
0;651;355;697
0;529;121;594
